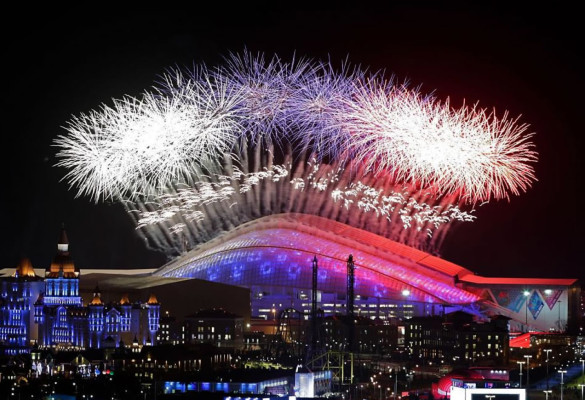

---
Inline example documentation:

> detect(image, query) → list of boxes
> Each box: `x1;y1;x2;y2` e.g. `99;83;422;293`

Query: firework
54;51;537;255
55;75;244;201
129;159;476;253
342;80;537;201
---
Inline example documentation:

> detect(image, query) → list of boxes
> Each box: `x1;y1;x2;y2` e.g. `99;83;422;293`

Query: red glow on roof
460;275;577;286
509;332;531;348
509;331;565;348
280;214;474;278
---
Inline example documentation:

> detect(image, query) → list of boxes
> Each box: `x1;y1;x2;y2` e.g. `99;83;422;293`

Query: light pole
581;359;584;381
522;290;530;331
543;390;552;400
559;370;567;400
524;355;532;389
579;384;585;400
517;361;525;388
393;370;399;400
544;349;552;390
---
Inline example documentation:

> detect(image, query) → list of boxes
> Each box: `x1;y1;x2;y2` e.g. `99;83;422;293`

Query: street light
579;384;585;400
517;361;525;388
559;370;567;400
544;349;552;390
543;390;552;400
524;355;533;389
581;359;584;381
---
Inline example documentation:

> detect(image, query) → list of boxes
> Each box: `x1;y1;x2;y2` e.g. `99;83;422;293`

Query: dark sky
4;5;584;284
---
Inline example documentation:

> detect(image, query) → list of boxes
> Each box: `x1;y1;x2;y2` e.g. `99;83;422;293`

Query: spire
90;293;103;306
57;223;69;253
89;284;103;305
47;225;77;276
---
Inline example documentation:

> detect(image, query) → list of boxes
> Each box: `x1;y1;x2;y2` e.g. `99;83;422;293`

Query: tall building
0;258;44;354
35;228;87;349
33;227;160;350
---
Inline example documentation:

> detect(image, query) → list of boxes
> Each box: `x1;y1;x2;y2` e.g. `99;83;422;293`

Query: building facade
87;289;160;349
405;312;510;366
183;308;244;349
33;228;160;350
0;259;44;354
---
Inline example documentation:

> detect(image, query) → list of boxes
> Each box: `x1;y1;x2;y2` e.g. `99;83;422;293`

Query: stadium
153;213;579;332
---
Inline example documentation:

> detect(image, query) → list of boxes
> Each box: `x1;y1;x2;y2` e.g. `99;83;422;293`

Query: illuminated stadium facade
154;214;580;332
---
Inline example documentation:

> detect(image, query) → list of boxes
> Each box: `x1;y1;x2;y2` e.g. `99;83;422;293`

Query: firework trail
54;51;537;256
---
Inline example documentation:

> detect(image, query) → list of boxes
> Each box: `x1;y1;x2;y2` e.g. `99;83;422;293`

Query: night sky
4;5;584;284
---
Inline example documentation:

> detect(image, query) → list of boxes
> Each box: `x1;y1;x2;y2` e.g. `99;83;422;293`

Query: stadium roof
155;214;482;304
155;213;578;308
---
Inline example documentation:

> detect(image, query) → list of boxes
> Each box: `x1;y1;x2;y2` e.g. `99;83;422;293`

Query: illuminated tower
36;226;85;349
44;227;81;306
346;254;355;351
147;294;160;346
88;285;104;348
311;256;319;353
119;294;131;333
0;258;43;354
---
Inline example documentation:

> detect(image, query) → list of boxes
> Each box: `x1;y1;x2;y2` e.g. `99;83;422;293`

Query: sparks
54;51;537;255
